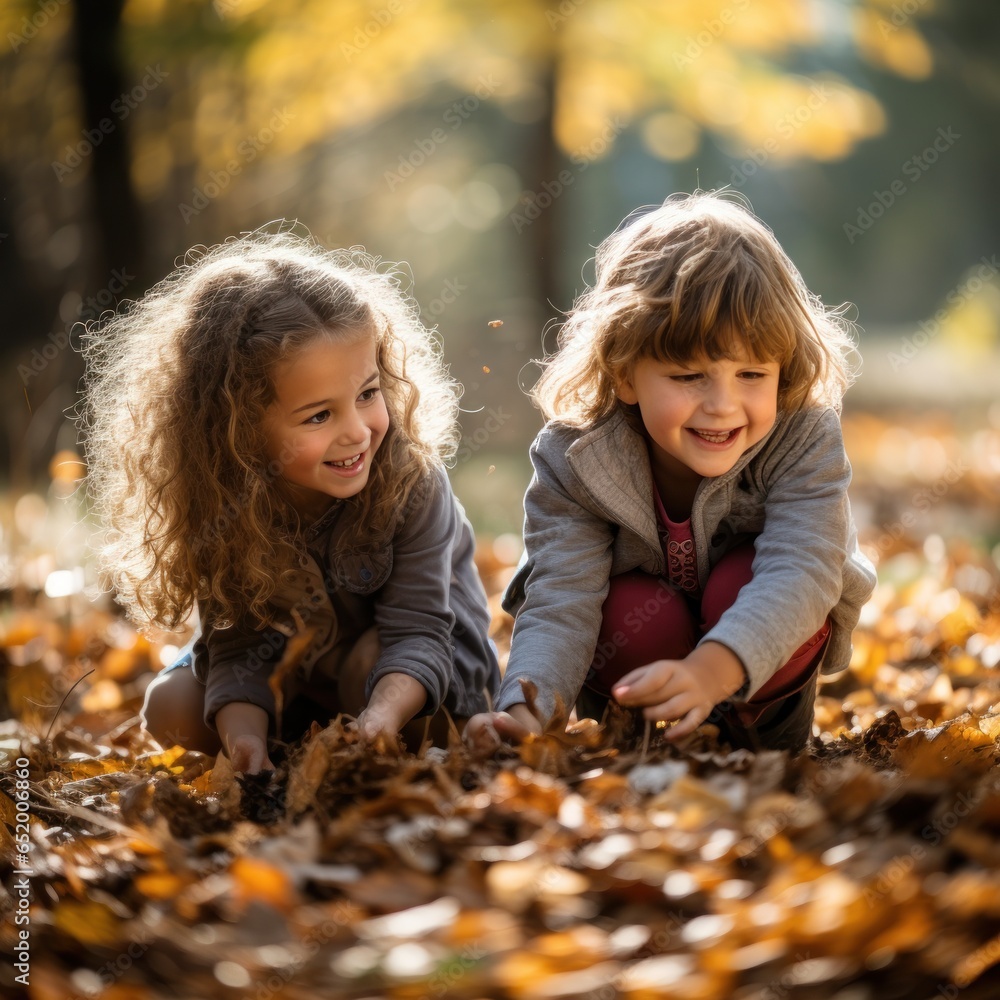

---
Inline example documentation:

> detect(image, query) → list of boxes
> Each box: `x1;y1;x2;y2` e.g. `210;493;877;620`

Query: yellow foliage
105;0;935;179
853;10;933;79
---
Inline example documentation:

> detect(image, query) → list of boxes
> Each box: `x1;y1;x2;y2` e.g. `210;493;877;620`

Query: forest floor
2;406;1000;1000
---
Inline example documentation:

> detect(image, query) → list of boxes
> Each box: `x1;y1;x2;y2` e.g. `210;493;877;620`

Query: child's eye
670;373;703;383
305;409;330;424
739;371;769;380
358;387;381;403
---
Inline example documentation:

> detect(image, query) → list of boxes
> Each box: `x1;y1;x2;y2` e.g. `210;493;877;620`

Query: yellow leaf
977;715;1000;741
52;900;122;947
65;758;120;780
135;746;187;772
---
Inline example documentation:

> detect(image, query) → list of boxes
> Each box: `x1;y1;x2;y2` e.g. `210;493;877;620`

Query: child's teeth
330;454;361;467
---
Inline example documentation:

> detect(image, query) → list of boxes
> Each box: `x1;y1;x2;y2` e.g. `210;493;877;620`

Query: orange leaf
230;856;297;913
134;871;188;899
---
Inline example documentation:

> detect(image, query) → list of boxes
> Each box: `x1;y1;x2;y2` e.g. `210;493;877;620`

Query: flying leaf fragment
268;624;319;734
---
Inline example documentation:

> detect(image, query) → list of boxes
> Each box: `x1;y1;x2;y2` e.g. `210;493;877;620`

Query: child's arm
354;672;428;741
611;641;746;740
195;618;283;768
215;701;276;773
698;408;871;699
491;426;618;725
363;466;480;731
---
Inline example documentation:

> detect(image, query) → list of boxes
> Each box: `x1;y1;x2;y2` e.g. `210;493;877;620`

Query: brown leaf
267;624;319;736
893;718;997;778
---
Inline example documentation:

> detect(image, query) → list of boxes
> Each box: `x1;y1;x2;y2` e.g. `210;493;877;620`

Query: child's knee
589;573;695;692
702;541;756;628
140;672;176;736
140;668;216;752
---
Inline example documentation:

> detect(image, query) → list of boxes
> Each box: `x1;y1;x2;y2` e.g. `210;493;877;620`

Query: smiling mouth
687;428;742;444
326;453;363;468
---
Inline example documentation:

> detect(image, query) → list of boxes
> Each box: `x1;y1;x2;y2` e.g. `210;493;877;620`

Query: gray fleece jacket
191;464;499;733
496;405;877;719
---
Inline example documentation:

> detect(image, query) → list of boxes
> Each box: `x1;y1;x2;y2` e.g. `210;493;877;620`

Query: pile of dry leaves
2;409;1000;999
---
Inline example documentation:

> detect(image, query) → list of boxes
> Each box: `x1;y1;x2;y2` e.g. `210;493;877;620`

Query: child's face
263;332;389;515
618;350;779;482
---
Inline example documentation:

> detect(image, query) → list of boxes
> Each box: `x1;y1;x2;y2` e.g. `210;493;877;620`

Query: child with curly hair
82;230;499;773
467;191;876;754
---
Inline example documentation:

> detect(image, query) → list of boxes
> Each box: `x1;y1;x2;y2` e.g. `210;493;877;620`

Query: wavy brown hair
533;190;859;426
80;229;460;631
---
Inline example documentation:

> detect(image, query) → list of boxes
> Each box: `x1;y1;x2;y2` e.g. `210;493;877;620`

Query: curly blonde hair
533;190;859;426
80;228;460;631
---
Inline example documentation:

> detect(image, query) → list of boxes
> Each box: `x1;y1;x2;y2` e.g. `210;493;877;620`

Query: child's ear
615;373;638;405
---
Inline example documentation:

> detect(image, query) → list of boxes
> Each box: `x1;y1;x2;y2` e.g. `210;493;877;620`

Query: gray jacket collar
565;406;788;545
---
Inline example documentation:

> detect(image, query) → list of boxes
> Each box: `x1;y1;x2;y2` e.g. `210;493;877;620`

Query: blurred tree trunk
69;0;146;292
519;61;559;318
533;62;558;314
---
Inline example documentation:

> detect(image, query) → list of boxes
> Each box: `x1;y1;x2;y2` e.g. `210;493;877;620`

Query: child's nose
338;408;369;445
703;380;739;415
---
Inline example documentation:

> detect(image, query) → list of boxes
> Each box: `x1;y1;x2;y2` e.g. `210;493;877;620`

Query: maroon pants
584;541;829;729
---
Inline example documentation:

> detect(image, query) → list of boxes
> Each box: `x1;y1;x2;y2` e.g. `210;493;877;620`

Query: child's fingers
464;713;506;752
470;720;501;752
663;706;707;742
641;694;691;724
465;711;534;750
234;751;273;775
613;661;677;703
358;715;392;743
492;712;533;744
613;663;660;692
230;735;269;774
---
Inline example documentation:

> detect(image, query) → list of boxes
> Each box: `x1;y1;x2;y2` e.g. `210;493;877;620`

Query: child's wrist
367;672;428;727
693;641;747;697
215;701;270;752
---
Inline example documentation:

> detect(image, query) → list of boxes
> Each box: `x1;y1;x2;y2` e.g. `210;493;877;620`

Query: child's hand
464;705;543;752
228;734;276;775
354;672;428;743
216;701;275;774
354;704;402;743
612;641;746;741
